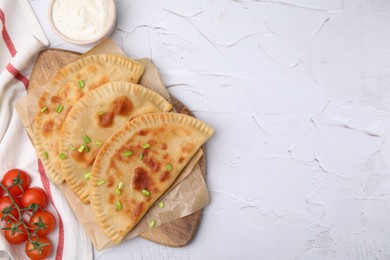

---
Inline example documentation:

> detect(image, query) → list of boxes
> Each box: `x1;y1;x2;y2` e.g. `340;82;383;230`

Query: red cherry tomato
21;187;48;210
0;196;22;221
2;169;30;197
28;210;56;236
4;220;28;244
25;236;52;260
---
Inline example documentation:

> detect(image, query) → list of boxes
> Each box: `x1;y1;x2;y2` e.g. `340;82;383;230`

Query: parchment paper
15;39;210;251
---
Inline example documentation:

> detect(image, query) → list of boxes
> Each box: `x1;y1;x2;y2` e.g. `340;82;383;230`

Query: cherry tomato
0;196;22;221
28;210;56;236
21;188;48;210
2;169;30;197
4;220;28;244
25;236;52;260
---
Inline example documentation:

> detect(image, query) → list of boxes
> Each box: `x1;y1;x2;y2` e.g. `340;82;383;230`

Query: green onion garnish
149;220;156;228
140;153;143;160
123;150;133;157
40;107;48;113
98;111;104;115
159;201;164;208
85;145;90;152
43;151;49;159
116;201;122;210
166;163;173;172
56;105;63;113
78;80;85;88
96;141;102;146
115;181;124;195
69;145;76;151
78;145;85;153
59;152;66;160
84;172;91;180
143;143;151;149
97;180;106;186
83;135;91;144
141;189;150;196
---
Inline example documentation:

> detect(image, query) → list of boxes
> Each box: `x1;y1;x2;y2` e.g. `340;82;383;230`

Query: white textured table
30;1;390;259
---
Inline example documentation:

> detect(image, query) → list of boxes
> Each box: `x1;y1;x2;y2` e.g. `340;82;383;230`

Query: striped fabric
0;1;92;259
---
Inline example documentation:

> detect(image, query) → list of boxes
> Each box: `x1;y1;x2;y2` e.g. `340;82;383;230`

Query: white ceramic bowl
48;0;117;45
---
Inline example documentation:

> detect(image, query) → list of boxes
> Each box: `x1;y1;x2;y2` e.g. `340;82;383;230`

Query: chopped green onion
78;80;85;88
166;163;173;172
78;145;85;153
143;143;151;149
159;201;165;208
141;189;150;196
140;153;143;160
83;135;91;144
96;141;102;146
98;111;105;115
85;145;90;152
43;151;49;159
56;105;63;113
115;181;124;195
123;150;133;157
69;145;76;151
115;201;122;210
59;152;66;160
149;220;156;228
84;172;91;180
97;180;106;186
40;107;48;113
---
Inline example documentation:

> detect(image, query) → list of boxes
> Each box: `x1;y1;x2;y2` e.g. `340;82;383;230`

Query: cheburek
59;82;173;204
90;112;214;244
34;54;144;184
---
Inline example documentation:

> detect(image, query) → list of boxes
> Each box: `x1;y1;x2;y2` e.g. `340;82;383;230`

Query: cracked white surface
30;0;390;259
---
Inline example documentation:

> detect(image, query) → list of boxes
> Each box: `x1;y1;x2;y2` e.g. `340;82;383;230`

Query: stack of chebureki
33;54;214;244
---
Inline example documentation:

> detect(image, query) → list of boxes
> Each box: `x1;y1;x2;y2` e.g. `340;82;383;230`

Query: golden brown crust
34;54;145;184
59;82;172;203
90;112;213;243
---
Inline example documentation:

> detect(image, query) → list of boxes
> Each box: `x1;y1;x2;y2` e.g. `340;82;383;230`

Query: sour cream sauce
52;0;110;42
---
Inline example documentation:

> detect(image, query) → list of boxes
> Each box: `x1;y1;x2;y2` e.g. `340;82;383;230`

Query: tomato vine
0;169;54;259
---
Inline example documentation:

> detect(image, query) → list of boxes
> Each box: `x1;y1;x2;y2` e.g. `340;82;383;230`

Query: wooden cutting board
28;48;206;247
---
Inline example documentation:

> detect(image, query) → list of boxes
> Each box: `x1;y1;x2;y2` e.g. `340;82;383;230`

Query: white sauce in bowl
52;0;112;42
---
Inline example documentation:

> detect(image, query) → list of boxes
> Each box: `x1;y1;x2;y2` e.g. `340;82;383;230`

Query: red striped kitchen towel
0;1;92;259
